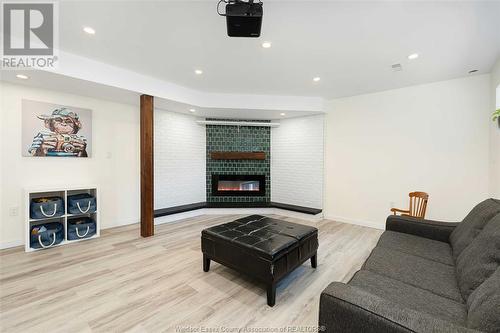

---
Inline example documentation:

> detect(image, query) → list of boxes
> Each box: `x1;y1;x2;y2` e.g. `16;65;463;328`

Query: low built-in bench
154;201;322;218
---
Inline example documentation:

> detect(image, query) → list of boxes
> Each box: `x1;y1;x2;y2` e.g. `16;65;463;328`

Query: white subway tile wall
154;110;206;209
271;115;325;209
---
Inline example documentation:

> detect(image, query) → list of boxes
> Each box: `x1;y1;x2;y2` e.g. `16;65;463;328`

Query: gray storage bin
67;217;96;240
30;197;65;219
68;193;96;215
30;222;64;249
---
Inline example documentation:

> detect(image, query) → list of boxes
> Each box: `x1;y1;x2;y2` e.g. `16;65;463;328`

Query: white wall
271;115;324;209
0;82;140;248
154;110;206;208
490;58;500;199
324;75;491;228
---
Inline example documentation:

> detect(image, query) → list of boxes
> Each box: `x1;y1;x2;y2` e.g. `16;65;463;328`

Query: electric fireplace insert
212;174;266;196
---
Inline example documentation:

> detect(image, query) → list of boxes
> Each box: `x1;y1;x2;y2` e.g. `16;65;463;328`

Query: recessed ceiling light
194;69;203;75
262;42;272;48
16;74;29;80
313;77;321;82
280;113;286;116
83;26;96;35
189;108;196;113
408;53;419;60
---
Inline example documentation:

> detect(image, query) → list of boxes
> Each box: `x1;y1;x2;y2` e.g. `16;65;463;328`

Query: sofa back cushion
450;198;500;260
456;214;500;300
467;267;500;332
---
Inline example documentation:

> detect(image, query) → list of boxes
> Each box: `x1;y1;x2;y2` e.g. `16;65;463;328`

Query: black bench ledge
154;201;322;218
154;202;206;217
271;202;322;215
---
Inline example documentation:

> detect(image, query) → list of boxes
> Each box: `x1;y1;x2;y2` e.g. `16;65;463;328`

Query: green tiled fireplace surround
206;119;270;203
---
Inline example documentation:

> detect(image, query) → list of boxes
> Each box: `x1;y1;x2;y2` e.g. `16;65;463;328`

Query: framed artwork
22;99;92;157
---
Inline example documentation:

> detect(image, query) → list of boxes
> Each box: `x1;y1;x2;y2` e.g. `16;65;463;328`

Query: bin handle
40;204;57;217
77;201;91;214
38;232;57;248
75;226;90;238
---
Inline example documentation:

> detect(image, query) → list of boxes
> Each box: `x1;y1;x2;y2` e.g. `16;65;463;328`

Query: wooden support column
140;94;154;237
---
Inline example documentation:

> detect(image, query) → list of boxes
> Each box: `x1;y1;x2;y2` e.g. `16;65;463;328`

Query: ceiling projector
217;0;263;37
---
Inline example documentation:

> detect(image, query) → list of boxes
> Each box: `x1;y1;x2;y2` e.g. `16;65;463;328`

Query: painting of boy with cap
23;100;92;157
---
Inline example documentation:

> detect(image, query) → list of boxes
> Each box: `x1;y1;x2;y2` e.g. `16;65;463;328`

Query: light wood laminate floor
0;215;382;333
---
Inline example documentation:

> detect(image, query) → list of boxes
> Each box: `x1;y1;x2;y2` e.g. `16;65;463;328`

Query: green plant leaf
493;109;500;121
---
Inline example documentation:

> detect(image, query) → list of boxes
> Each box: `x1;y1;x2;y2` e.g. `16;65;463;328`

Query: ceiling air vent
391;63;403;72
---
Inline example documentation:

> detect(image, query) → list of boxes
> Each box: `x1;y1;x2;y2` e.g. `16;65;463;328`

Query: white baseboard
273;208;323;221
155;207;323;224
155;209;206;225
0;240;24;250
324;215;384;230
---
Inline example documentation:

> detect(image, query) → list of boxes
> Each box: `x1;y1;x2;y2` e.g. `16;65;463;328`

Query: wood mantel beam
140;94;154;237
210;151;266;160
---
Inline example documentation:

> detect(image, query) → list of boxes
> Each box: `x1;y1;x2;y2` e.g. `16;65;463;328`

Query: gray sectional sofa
319;198;500;333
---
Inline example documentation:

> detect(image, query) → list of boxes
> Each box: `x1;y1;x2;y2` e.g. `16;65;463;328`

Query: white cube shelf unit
25;186;100;252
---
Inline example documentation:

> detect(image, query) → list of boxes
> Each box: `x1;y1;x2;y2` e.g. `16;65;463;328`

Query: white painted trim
154;209;206;226
24;184;99;193
41;48;325;113
0;240;24;250
273;208;323;221
196;120;280;127
155;207;323;225
323;215;384;230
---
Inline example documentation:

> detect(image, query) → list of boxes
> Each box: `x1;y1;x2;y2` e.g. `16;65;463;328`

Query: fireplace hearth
212;174;266;197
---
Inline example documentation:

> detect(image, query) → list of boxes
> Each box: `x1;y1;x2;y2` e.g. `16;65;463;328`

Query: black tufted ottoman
201;215;319;306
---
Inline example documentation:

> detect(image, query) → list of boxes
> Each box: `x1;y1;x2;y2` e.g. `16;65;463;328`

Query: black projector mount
217;0;264;38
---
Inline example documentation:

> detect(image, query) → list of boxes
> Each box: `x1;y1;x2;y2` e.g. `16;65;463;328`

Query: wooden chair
391;191;429;219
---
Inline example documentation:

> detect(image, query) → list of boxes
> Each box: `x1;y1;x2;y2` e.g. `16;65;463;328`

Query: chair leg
311;253;317;268
203;254;210;272
267;283;276;307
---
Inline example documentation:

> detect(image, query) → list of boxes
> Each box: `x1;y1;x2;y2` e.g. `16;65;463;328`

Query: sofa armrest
319;282;476;333
385;215;459;242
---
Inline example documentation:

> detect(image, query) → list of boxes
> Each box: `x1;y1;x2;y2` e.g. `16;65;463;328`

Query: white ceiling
1;70;321;119
57;1;500;99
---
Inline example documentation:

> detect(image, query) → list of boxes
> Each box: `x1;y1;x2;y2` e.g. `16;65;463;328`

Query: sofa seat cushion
456;214;500;300
349;270;467;325
450;198;500;260
363;247;463;302
377;231;454;266
467;268;500;332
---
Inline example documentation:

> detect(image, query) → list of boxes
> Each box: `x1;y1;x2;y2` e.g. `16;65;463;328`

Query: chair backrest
408;191;429;218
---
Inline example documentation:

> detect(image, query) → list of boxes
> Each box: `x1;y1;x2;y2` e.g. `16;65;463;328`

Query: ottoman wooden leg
203;254;210;272
267;283;276;307
311;253;317;268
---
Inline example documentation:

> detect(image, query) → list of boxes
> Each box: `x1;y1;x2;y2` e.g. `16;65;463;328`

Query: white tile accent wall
154;110;206;209
271;115;325;209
